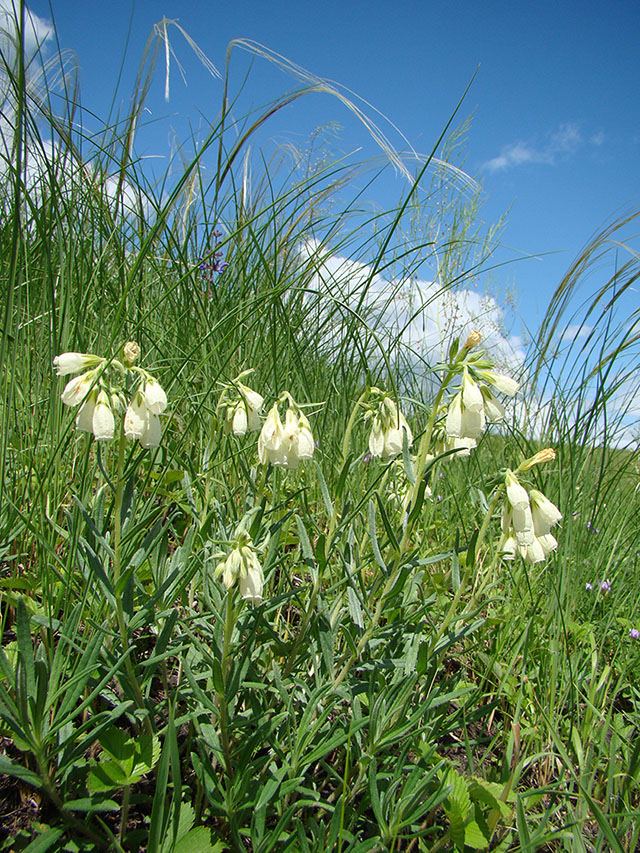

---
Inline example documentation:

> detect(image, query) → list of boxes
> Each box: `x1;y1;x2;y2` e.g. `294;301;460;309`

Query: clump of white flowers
500;460;562;564
258;393;315;469
365;388;413;460
217;371;264;436
54;343;167;447
442;332;519;456
215;531;265;604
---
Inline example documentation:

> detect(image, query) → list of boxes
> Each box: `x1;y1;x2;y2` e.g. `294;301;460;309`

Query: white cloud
299;239;524;379
561;323;593;342
0;0;52;58
483;122;585;173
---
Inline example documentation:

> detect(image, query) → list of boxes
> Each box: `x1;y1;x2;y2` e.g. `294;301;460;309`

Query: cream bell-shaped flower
53;352;95;376
258;401;314;469
238;546;265;604
477;367;519;397
258;404;284;465
382;411;413;458
92;390;115;441
142;377;167;415
124;390;163;448
445;391;485;444
228;383;263;436
216;538;264;604
60;371;95;406
501;474;561;563
368;396;413;460
76;391;97;433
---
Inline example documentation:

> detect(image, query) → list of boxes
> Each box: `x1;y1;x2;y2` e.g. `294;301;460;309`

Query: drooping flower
53;351;98;376
226;382;264;436
477;367;519;397
142;377;167;415
124;389;162;448
500;472;561;564
258;398;314;469
368;394;413;460
443;356;519;455
91;390;115;441
216;534;264;604
60;370;96;406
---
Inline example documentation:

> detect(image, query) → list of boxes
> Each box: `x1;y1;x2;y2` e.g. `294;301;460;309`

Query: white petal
76;393;96;432
369;421;385;457
483;391;505;421
143;378;167;414
232;403;248;436
92;391;115;441
53;352;90;376
61;372;93;406
238;383;263;413
124;394;147;440
445;394;463;437
506;476;530;511
140;412;162;448
462;370;484;413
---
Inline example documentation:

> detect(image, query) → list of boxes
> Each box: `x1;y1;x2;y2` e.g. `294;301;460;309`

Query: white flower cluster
123;377;167;448
501;471;562;563
219;380;264;436
445;365;519;456
54;345;167;447
258;397;315;469
366;392;413;459
216;534;264;604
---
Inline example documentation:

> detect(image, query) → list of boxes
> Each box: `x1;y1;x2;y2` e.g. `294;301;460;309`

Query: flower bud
123;341;141;366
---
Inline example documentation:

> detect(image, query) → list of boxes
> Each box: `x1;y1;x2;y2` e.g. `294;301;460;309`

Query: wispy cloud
483;122;596;173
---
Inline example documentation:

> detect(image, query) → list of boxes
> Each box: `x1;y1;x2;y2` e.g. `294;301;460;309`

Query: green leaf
22;828;64;853
63;797;120;812
464;819;489;849
0;754;43;788
375;492;400;552
313;460;333;516
16;597;35;700
87;759;132;792
172;827;222;853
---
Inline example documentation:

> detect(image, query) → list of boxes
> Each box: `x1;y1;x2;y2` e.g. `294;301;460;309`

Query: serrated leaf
173;827;221;853
464;819;489;849
87;759;132;792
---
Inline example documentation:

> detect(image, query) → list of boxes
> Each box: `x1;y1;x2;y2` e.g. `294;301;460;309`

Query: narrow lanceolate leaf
375;492;400;552
16;597;35;700
368;498;387;573
0;754;43;788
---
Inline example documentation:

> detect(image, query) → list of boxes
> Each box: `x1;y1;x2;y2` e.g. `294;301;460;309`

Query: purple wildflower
630;628;640;640
585;582;593;591
599;578;611;593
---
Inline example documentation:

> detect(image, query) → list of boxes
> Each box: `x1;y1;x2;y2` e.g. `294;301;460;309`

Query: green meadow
1;13;639;852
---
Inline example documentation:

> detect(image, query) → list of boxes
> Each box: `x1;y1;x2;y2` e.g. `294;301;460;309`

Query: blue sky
23;0;640;334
